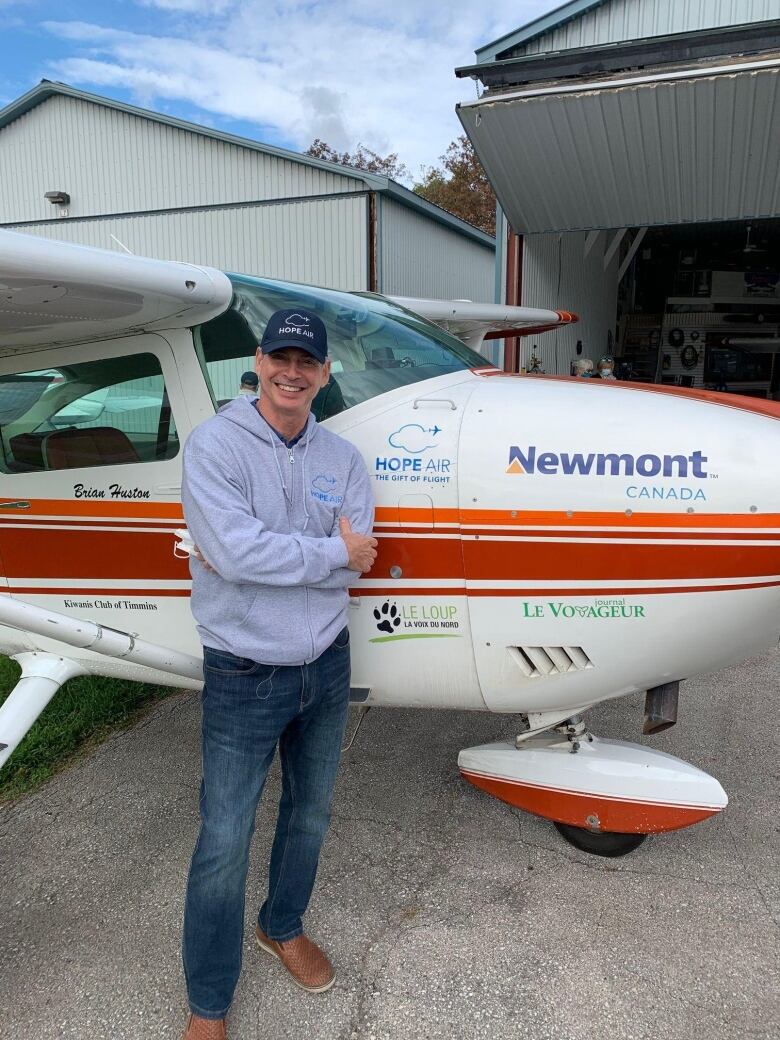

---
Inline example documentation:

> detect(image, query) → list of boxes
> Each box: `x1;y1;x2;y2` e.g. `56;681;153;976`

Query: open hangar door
616;219;780;398
457;20;780;389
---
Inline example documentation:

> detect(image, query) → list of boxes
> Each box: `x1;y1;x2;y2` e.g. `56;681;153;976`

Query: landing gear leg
550;715;648;858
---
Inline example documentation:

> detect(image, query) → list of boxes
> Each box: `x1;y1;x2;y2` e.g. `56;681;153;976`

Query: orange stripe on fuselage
0;498;184;520
377;506;780;530
470;369;780;422
2;588;190;598
351;581;780;597
375;525;780;542
6;501;779;530
372;533;779;581
0;528;189;581
1;502;778;586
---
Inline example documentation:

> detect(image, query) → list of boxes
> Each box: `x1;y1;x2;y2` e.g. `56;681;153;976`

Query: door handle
412;397;457;410
0;501;30;510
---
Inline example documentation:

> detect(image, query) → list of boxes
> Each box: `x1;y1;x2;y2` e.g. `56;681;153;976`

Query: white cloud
138;0;236;11
42;1;555;177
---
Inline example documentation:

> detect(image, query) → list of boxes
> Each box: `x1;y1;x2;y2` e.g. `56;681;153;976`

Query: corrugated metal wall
512;0;779;56
520;231;619;373
13;194;369;290
0;95;359;224
379;197;494;301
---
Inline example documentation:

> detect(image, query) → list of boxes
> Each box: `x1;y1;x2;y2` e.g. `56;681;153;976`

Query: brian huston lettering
73;483;151;500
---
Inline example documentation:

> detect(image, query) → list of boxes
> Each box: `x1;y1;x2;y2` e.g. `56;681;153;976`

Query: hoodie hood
217;395;318;446
217;396;318;515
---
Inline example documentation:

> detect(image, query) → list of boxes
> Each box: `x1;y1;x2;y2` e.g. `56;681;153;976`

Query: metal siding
9;195;369;291
461;64;780;233
379;197;494;301
513;0;780;55
520;231;618;374
0;95;359;224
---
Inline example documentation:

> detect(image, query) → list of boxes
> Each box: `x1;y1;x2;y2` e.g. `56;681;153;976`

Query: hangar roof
476;0;608;63
458;20;780;234
475;1;779;63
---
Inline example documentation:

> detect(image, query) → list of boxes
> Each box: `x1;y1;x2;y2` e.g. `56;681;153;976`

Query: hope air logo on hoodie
505;446;711;501
311;475;343;505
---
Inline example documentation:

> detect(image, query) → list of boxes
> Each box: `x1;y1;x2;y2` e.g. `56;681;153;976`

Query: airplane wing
0;229;233;353
388;296;578;351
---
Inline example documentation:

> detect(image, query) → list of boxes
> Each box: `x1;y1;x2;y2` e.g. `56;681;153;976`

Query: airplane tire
553;822;647;857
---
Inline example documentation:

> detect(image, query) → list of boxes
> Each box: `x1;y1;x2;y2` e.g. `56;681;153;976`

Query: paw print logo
373;601;400;634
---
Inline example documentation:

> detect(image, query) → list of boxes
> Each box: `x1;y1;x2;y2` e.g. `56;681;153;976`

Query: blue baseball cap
260;308;328;363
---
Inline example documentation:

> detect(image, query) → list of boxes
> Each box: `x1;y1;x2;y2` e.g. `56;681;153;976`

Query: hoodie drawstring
225;400;316;523
300;433;312;530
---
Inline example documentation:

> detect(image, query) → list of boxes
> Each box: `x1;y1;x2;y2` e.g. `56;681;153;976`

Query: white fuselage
1;330;778;721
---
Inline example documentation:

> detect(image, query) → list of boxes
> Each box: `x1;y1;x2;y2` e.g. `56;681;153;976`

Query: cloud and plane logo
310;474;343;505
506;446;708;479
312;475;338;494
278;312;314;340
388;424;442;454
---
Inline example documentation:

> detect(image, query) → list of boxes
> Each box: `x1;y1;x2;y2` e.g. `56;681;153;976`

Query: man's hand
193;545;217;573
339;516;378;573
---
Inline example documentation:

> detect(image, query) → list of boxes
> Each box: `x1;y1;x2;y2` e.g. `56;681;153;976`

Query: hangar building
458;0;780;398
0;81;495;303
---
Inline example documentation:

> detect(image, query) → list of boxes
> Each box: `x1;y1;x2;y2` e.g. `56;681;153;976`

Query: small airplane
1;229;778;858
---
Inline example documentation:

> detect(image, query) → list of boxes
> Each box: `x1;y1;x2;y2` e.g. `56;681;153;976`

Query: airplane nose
456;374;780;711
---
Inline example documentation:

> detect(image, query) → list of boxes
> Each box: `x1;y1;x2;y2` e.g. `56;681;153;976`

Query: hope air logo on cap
278;313;314;339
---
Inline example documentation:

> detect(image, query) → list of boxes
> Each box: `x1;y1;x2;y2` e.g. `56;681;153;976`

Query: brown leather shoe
181;1013;226;1039
255;925;335;992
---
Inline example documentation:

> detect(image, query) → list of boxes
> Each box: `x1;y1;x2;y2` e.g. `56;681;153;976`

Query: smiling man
180;308;376;1040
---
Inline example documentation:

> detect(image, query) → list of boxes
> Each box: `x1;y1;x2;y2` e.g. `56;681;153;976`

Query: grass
0;655;175;803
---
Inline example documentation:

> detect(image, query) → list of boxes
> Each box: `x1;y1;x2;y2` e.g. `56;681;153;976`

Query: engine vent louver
508;645;593;678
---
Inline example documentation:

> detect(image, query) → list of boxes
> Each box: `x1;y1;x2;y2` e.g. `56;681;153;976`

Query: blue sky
0;0;557;177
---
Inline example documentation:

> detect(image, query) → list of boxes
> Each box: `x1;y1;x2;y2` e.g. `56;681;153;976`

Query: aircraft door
343;390;485;710
0;333;199;655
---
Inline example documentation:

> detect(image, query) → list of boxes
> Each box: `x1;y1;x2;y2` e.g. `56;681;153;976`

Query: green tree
306;138;409;180
414;135;496;236
306;135;496;236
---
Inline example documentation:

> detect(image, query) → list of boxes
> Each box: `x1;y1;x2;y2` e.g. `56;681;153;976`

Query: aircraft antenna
109;234;134;254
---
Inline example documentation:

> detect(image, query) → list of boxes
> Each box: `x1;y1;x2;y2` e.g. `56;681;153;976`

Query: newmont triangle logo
506;446;708;478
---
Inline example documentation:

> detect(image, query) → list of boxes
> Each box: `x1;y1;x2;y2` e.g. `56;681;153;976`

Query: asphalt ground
1;648;778;1040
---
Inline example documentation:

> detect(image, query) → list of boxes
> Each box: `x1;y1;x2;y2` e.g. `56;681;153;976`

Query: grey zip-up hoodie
182;397;374;665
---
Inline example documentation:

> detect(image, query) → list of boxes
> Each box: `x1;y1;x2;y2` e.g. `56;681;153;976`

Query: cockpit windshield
195;275;487;418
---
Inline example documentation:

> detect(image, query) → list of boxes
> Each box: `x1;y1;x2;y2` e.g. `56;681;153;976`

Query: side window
196;305;258;408
0;352;178;474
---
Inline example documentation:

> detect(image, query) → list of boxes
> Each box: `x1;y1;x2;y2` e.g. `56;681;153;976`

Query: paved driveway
1;649;778;1040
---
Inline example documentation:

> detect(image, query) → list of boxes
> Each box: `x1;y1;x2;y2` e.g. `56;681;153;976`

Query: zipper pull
288;448;295;464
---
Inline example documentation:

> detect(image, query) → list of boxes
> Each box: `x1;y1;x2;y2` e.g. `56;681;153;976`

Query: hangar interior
459;1;780;396
617;218;780;396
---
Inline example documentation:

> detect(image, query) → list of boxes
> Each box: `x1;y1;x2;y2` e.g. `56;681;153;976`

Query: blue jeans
182;628;351;1019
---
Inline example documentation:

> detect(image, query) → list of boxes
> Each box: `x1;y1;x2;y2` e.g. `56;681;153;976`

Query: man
180;308;377;1040
237;370;259;396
